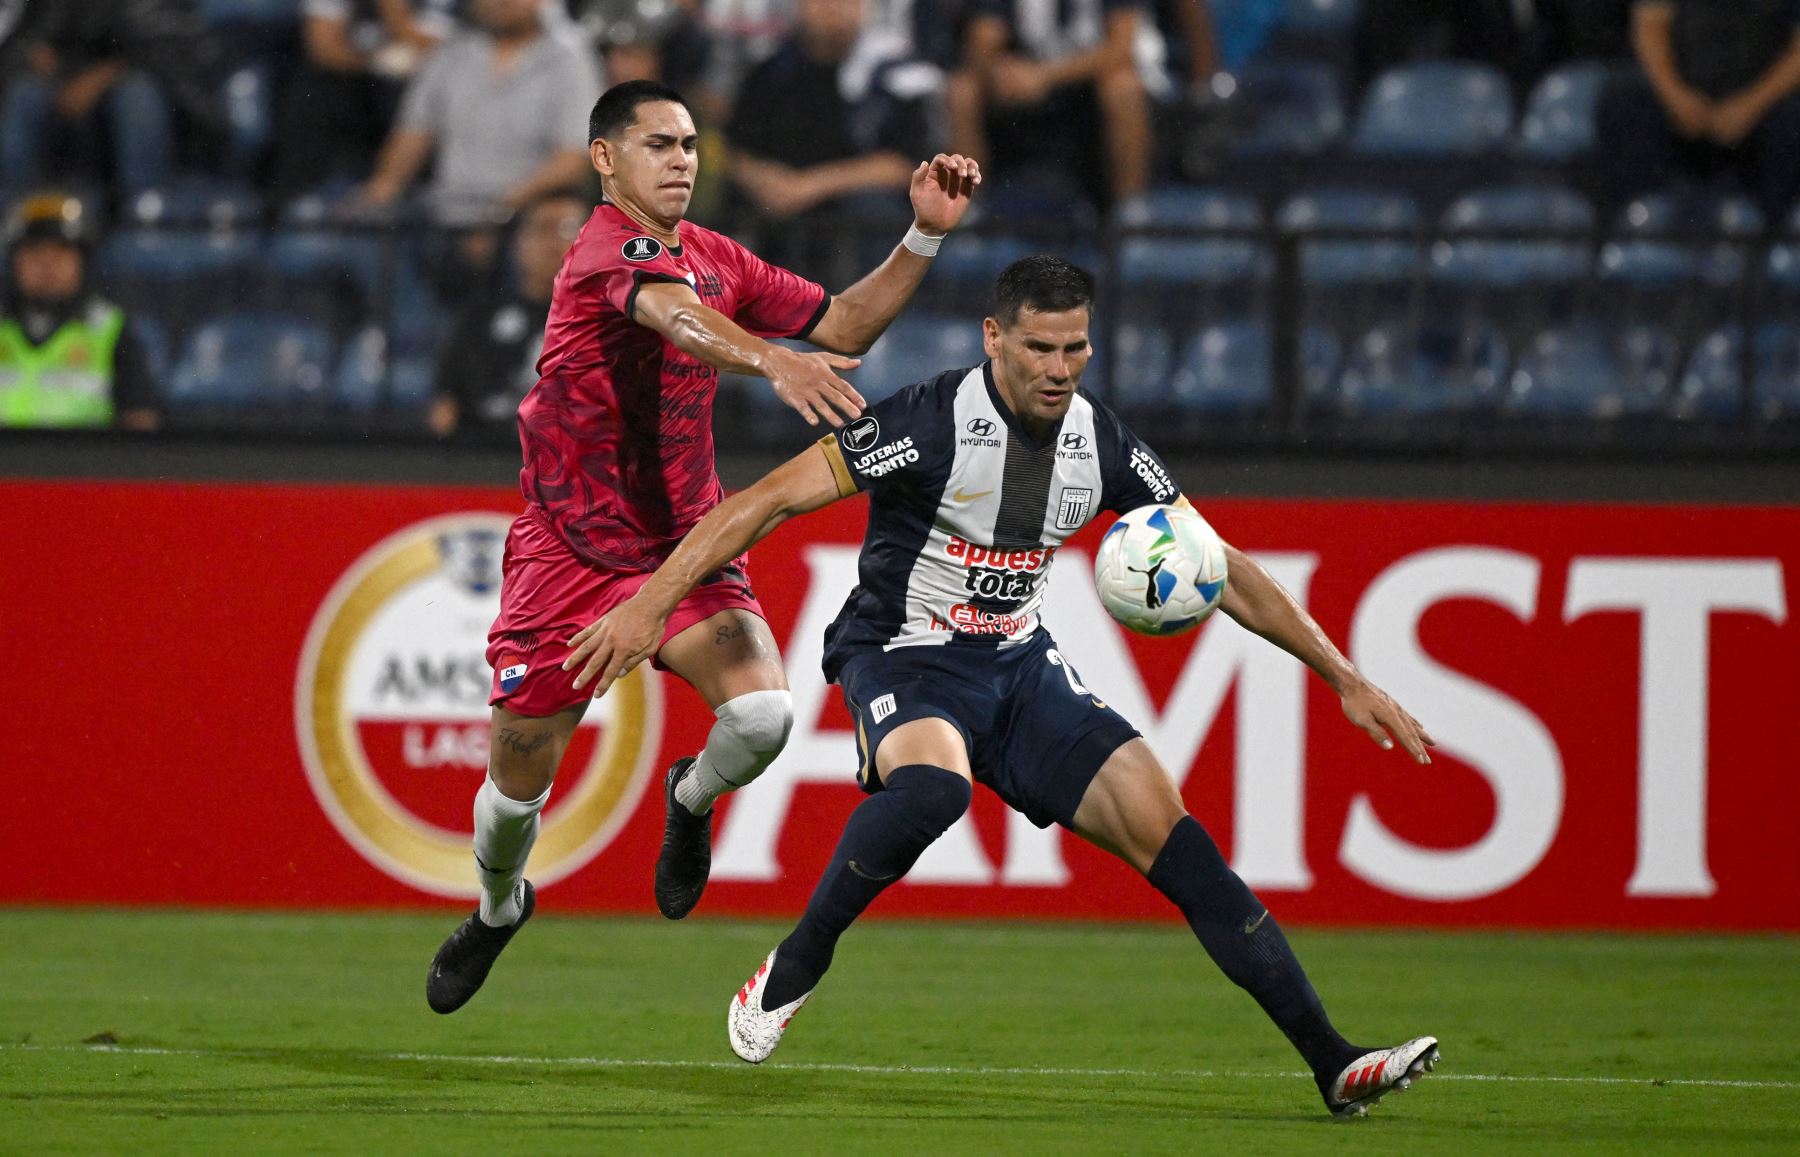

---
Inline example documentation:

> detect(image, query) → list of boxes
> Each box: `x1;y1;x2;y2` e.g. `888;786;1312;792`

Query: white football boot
727;948;812;1063
1324;1036;1440;1119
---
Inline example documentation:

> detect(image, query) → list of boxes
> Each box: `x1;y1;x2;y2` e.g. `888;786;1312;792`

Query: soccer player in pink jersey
427;80;981;1013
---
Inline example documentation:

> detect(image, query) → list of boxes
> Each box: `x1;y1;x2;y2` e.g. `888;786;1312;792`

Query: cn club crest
295;513;660;896
622;236;663;262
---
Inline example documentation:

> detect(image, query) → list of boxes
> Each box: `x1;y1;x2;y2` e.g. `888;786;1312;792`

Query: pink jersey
519;203;830;570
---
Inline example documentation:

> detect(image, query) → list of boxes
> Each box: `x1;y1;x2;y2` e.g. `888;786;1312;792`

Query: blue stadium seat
1278;189;1422;287
1170;321;1273;413
336;327;436;411
1505;323;1676;417
126;178;262;228
1091;323;1174;404
196;0;300;24
1351;62;1513;158
101;230;259;280
131;316;172;385
1602;193;1763;288
855;315;986;401
1519;63;1612;162
929;234;1035;285
1119;188;1265;285
1432;185;1593;288
1675;323;1800;421
1333;319;1508;414
1232;61;1346;157
168;314;336;408
265;229;385;295
1279;0;1360;34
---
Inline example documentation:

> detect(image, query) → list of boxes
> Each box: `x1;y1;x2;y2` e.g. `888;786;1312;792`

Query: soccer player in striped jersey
566;256;1440;1118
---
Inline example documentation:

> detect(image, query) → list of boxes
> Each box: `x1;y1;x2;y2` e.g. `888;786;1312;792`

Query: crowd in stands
4;0;1800;439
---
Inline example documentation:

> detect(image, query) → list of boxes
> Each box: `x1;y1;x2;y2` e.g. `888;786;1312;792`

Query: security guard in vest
1;193;159;430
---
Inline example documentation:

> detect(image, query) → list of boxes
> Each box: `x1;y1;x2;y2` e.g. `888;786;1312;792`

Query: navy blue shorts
836;629;1141;830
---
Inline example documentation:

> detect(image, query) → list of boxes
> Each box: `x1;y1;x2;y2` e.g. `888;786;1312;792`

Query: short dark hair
588;80;691;144
992;256;1095;326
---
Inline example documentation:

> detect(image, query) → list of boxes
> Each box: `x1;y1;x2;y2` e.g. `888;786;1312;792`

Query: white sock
674;689;793;816
474;775;550;927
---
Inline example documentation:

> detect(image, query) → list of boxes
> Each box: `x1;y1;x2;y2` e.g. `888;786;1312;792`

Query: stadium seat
1519;63;1612;162
1278;0;1360;34
1091;323;1174;404
101;229;259;281
854;315;986;401
929;234;1035;285
168;314;336;408
1334;318;1508;414
1506;322;1676;417
1278;189;1422;287
1351;62;1513;158
1676;323;1800;421
336;327;437;411
265;230;385;295
1232;61;1346;156
125;179;263;228
1169;321;1274;413
130;316;172;385
196;0;300;24
1602;193;1763;289
1119;188;1265;286
1432;185;1593;289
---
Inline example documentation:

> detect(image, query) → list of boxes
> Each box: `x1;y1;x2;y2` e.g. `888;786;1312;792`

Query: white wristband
902;224;944;257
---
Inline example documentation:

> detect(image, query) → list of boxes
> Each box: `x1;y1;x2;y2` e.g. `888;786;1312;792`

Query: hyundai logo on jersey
966;418;995;436
498;661;529;693
1061;432;1088;450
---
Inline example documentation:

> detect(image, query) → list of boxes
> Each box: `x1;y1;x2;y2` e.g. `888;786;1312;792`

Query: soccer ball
1092;504;1229;636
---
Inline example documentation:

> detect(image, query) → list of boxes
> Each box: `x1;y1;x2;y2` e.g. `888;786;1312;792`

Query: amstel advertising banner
6;480;1796;929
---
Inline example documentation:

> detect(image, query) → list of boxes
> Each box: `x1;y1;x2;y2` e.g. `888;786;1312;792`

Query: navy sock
1147;816;1362;1080
763;764;971;1008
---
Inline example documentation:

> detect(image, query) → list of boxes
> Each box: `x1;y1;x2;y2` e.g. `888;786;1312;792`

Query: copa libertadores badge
295;513;660;896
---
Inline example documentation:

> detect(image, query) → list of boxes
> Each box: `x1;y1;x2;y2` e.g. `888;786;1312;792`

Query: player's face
11;238;82;303
592;100;698;227
985;307;1092;428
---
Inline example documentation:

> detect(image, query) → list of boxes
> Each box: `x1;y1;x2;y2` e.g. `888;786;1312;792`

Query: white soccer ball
1093;504;1229;636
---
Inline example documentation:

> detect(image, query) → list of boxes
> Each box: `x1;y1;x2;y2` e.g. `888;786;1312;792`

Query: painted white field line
6;1043;1797;1091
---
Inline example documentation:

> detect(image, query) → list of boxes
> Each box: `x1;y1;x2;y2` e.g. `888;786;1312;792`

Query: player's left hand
564;598;666;699
1340;680;1435;764
910;154;981;236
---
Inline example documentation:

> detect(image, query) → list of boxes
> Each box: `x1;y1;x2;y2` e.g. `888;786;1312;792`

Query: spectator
0;193;159;430
949;0;1157;216
692;0;802;122
0;0;223;199
1154;0;1219;97
572;0;713;93
275;0;459;205
349;0;603;229
428;190;591;441
1597;1;1800;222
726;0;939;275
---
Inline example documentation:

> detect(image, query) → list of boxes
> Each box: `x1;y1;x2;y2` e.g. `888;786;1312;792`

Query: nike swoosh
952;488;993;502
1242;909;1269;934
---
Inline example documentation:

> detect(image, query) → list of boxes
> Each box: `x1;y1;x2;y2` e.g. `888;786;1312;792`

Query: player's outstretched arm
805;154;982;356
1217;541;1436;764
634;281;865;427
565;445;848;697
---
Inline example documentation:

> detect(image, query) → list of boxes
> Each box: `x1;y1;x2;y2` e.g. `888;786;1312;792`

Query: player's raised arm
804;154;982;356
631;281;867;426
565;442;850;696
1210;530;1435;764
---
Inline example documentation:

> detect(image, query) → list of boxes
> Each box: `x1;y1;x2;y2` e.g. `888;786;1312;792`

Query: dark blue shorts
836;629;1141;830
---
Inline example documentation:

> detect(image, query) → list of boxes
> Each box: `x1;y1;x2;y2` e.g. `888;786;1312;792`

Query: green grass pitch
2;909;1796;1154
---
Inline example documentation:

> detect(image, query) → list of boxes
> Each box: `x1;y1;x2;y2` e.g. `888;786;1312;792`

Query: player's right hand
564;598;666;699
767;346;864;428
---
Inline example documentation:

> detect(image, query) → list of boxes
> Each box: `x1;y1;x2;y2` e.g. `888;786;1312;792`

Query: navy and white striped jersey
816;361;1182;681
